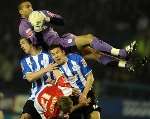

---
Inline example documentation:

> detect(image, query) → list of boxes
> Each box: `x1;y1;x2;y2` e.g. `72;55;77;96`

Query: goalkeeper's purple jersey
19;10;67;45
19;17;37;44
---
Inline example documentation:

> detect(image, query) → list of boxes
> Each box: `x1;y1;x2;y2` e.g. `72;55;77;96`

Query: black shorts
70;90;96;106
69;90;101;119
22;100;42;119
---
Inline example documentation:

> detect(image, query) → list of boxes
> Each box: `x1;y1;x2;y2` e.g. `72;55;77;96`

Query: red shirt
34;76;72;119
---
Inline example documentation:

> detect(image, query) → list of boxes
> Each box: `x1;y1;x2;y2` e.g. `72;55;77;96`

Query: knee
20;113;32;119
85;34;94;43
90;111;101;119
85;34;94;39
78;34;94;43
87;34;94;38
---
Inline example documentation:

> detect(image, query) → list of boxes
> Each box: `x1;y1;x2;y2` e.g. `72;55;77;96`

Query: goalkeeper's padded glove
28;11;50;32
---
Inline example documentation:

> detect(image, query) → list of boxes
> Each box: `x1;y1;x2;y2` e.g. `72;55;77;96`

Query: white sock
118;60;126;68
111;48;120;56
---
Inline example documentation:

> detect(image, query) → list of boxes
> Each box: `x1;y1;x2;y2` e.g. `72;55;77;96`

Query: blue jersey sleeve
78;55;92;77
20;58;32;78
70;54;92;77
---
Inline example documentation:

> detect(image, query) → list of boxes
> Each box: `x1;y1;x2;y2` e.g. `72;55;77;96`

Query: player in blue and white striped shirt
48;45;101;119
19;38;57;119
49;46;93;95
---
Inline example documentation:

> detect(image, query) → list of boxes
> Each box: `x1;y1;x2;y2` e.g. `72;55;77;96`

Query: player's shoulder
68;53;82;58
40;84;53;92
41;50;50;56
41;51;53;59
20;55;30;64
20;55;30;60
67;53;83;61
19;17;29;25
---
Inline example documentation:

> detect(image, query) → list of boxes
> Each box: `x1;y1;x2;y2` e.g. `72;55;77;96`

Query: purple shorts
58;33;76;48
42;27;76;48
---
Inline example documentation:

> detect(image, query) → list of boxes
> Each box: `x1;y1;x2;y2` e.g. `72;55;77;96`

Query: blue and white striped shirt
20;51;53;100
59;53;92;92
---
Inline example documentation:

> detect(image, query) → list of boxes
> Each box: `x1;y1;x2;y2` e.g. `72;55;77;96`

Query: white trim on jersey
58;86;72;96
34;96;46;119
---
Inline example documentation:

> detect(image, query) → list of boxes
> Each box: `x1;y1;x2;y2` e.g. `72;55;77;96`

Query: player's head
48;45;67;65
18;0;33;18
58;96;73;114
19;37;34;54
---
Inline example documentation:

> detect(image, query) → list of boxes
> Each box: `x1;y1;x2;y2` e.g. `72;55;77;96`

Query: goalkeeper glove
28;11;50;32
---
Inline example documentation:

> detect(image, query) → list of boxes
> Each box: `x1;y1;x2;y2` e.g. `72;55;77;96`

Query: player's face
50;48;67;65
20;38;32;54
19;2;33;18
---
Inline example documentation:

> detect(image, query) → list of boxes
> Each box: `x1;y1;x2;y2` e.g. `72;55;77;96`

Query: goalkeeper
18;0;136;69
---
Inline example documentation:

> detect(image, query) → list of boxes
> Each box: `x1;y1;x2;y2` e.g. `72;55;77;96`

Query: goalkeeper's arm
41;10;64;25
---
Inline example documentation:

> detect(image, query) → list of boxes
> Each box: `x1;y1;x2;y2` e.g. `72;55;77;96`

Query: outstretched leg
44;32;136;60
81;46;122;65
74;34;136;59
81;46;135;71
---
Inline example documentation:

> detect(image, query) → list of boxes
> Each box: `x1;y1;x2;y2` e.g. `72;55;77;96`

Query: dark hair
58;96;73;113
19;37;45;50
18;0;30;10
20;36;51;52
48;45;66;52
19;37;32;44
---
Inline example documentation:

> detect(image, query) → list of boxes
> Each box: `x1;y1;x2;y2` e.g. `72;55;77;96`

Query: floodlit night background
0;0;150;119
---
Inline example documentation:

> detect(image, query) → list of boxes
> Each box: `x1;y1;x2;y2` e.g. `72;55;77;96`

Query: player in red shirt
34;70;89;119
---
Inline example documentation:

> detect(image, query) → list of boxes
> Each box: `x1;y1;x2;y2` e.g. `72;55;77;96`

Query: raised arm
41;10;64;25
21;59;57;82
82;72;94;97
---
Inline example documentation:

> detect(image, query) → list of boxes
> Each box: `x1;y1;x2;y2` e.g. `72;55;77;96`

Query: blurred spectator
0;111;4;119
0;55;15;82
0;92;4;119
